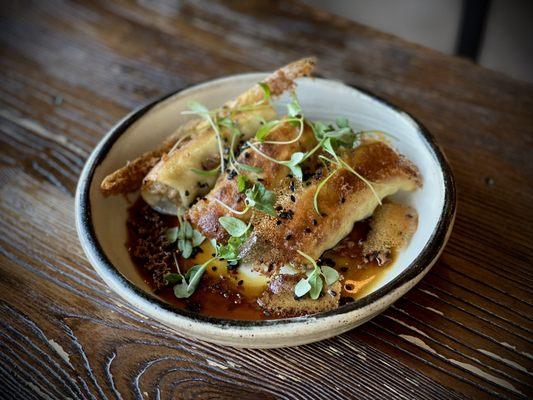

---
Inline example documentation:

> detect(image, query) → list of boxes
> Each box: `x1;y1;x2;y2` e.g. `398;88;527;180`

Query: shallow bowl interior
76;74;455;347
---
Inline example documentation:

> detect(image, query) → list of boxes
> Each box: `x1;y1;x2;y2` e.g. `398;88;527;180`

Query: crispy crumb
363;203;418;258
258;274;341;317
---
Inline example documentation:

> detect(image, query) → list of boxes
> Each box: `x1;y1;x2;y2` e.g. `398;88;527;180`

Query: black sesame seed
312;219;318;226
341;197;346;203
238;280;244;286
276;205;283;211
285;234;293;240
279;210;294;220
257;178;264;182
211;266;217;271
185;190;190;196
227;169;237;180
244;152;251;159
290;195;296;202
276;220;282;225
289;180;295;192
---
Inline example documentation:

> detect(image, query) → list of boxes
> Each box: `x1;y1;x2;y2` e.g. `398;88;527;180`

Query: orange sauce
127;198;392;320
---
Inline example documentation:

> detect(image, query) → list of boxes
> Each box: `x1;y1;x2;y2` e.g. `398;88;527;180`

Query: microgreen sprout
294;250;340;299
217;116;264;174
182;84;273;178
171;257;215;298
218;216;250;237
164;251;213;299
184;100;226;175
257;82;271;105
312;167;339;216
246;142;307;181
165;217;205;259
317;155;382;210
211;180;276;217
212;215;252;265
254;94;305;145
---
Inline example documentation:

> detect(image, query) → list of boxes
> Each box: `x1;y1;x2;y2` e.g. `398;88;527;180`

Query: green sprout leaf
258;82;271;103
171;258;214;299
213;213;254;265
165;227;179;243
245;182;276;216
213;234;248;264
294;250;339;300
294;278;312;297
187;100;210;114
281;151;305;181
255;120;280;142
237;163;264;174
185;264;205;291
191;229;205;247
309;272;323;300
191;166;220;176
217;116;234;128
163;273;183;284
218;216;249;237
336;117;349;129
321;265;340;286
168;220;205;259
287;94;302;118
237;174;248;193
178;239;193;259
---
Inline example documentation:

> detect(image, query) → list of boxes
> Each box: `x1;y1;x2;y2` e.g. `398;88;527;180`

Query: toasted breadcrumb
258;274;341;317
363;203;418;264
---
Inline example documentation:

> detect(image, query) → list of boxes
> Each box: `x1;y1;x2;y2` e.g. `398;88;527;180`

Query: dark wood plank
0;0;532;399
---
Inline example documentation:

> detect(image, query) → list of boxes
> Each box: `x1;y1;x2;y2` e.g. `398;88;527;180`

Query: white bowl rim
75;73;456;330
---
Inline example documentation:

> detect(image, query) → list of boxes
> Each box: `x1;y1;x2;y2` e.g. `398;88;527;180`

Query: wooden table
1;1;532;399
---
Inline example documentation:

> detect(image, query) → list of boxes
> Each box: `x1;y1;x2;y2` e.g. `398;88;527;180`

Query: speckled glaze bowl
75;74;456;348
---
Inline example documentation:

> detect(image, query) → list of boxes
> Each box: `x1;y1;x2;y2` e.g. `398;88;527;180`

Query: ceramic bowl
75;73;456;348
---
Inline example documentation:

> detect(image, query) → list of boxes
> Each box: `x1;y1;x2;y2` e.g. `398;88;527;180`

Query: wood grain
0;0;532;399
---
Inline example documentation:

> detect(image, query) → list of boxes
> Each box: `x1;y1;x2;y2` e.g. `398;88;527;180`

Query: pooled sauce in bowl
127;197;393;320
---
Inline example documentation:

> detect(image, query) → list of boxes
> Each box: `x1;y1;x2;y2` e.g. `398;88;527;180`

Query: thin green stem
263;118;304;145
296;250;319;269
211;197;250;215
246;141;287;165
208;116;225;173
319;154;382;206
313;168;339;216
338;158;382;205
302;138;327;161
